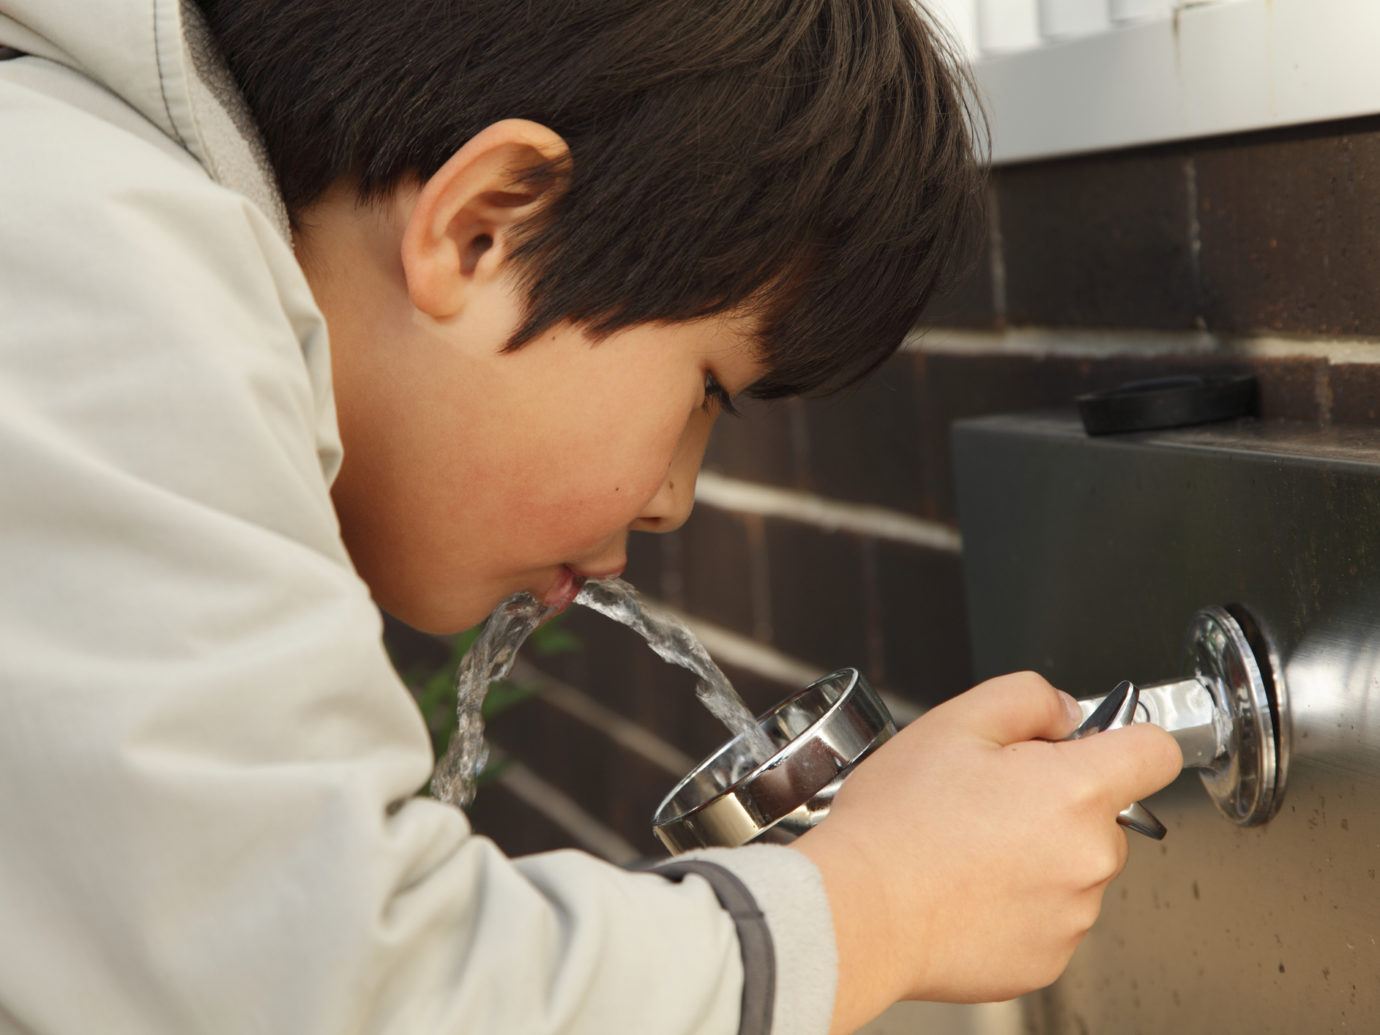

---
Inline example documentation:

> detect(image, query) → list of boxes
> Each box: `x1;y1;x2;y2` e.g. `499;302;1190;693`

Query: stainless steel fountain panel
652;668;896;854
954;412;1380;1034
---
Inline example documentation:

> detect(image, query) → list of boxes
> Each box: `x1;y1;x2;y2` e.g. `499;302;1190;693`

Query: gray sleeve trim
652;859;775;1035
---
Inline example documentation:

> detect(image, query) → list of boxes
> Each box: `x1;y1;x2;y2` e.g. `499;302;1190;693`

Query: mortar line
904;326;1380;364
905;326;1214;356
694;473;962;553
510;658;695;777
653;605;926;727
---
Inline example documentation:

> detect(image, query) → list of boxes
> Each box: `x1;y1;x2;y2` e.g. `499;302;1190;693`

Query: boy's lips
539;563;625;612
540;567;584;612
571;563;626;581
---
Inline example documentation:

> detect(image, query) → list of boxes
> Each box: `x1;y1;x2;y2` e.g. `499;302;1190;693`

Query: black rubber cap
1077;374;1257;436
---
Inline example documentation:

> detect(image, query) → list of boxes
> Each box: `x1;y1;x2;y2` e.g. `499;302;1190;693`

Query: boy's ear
400;119;568;319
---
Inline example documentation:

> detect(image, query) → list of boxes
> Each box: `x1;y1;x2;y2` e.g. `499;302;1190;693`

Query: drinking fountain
950;408;1380;1029
652;606;1286;852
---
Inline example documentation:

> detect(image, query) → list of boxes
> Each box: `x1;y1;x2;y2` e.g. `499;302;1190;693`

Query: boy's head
196;0;985;633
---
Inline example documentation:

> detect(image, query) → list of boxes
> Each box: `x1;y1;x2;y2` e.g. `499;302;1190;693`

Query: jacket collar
0;0;290;244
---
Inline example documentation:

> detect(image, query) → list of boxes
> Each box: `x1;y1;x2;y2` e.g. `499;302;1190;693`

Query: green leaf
448;627;482;664
481;679;538;720
530;621;581;656
386;613;587;768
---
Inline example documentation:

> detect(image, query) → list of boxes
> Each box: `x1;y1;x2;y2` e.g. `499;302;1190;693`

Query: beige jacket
0;1;836;1032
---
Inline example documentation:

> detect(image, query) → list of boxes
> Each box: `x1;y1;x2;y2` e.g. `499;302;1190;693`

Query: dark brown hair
195;0;986;397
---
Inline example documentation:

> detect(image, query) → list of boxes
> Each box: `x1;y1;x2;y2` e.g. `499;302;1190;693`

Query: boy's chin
377;587;505;636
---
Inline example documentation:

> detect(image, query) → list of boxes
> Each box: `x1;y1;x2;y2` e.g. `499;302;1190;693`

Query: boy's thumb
1063;723;1185;807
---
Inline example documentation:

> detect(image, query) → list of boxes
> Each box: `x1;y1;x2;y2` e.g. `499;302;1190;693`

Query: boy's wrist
790;824;912;1033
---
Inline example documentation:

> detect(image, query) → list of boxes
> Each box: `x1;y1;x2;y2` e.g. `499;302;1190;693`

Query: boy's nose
632;406;716;533
630;471;696;534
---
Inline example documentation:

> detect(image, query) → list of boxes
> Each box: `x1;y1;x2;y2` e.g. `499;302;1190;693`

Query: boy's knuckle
1034;948;1075;990
1076;901;1103;936
1013;960;1046;995
1008;671;1066;721
1069;841;1112;888
1014;669;1053;692
1066;767;1105;812
1094;841;1123;883
988;669;1046;696
1113;830;1130;875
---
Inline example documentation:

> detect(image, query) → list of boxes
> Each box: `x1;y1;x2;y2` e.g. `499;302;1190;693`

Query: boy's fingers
936;672;1083;746
1064;724;1184;809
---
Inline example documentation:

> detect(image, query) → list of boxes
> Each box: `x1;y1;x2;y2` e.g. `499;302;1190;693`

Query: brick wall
391;111;1380;863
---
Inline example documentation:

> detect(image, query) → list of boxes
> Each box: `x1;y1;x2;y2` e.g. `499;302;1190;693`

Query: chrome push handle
1071;606;1285;840
1065;680;1169;840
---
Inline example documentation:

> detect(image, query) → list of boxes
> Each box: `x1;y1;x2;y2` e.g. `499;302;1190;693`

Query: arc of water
431;593;551;807
431;578;769;808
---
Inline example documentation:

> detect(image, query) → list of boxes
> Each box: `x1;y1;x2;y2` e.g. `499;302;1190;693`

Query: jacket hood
0;0;289;242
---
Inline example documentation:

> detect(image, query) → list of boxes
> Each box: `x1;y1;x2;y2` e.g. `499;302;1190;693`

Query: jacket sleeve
0;57;836;1035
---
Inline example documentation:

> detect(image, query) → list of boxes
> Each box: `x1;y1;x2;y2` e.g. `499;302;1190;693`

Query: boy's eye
702;373;741;418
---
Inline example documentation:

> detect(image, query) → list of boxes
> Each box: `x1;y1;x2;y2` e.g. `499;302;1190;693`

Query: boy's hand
791;671;1183;1032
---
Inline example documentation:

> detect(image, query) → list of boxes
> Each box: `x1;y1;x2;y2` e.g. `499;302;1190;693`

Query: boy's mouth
540;562;627;613
540;566;587;613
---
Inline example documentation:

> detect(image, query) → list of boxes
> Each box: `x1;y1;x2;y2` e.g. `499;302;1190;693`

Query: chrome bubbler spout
651;668;895;854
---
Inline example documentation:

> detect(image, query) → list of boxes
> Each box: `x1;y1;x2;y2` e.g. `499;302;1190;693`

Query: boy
0;1;1181;1033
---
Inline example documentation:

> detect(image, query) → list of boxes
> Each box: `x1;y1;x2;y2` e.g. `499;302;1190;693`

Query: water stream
431;577;772;808
430;592;552;808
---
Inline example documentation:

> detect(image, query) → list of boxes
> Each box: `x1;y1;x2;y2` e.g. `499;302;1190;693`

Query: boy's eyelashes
702;372;741;418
